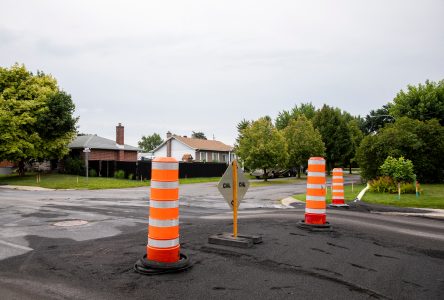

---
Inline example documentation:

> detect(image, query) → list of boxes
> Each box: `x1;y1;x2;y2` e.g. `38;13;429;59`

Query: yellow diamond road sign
217;164;250;209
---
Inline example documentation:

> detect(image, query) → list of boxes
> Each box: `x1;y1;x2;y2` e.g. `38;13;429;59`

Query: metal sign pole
232;160;238;238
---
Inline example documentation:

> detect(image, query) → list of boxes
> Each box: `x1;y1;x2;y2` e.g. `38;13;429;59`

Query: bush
380;156;415;183
114;169;125;179
89;169;97;177
64;157;85;175
128;173;134;180
369;176;416;194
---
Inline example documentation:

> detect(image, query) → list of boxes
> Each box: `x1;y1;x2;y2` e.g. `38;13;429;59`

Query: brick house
152;132;235;163
68;123;139;161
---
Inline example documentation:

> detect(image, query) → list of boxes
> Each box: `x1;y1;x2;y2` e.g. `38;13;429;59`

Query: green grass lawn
250;177;306;187
0;173;222;190
293;183;444;209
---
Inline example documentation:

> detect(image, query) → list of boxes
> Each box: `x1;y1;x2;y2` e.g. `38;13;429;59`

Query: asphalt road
0;179;443;299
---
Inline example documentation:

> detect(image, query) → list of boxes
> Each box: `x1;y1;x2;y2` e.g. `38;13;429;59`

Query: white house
152;132;235;163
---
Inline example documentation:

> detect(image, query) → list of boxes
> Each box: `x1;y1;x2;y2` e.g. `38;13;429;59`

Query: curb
0;185;54;191
281;197;304;208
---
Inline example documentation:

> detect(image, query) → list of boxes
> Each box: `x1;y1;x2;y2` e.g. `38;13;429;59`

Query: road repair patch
53;220;89;227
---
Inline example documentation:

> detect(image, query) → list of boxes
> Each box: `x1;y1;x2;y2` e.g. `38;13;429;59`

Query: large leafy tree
312;105;352;173
362;104;395;134
236;117;288;181
356;117;444;183
275;102;316;130
282;116;325;178
389;80;444;125
0;64;78;175
138;133;163;152
344;119;364;173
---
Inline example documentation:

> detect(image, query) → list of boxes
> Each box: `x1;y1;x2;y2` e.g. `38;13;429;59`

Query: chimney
166;131;173;157
116;123;124;145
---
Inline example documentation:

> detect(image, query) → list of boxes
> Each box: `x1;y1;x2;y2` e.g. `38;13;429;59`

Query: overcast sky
1;0;443;147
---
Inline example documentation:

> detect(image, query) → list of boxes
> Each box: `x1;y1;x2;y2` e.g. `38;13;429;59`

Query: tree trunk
297;168;301;179
263;168;268;182
18;160;25;176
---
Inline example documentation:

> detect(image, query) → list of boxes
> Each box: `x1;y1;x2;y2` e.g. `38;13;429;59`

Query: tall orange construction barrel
330;168;348;207
305;157;327;224
147;157;180;263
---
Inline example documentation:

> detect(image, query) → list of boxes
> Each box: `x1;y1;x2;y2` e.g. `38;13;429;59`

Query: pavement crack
327;242;349;250
402;280;423;288
313;267;343;277
374;253;400;260
289;232;306;237
349;263;377;272
311;247;332;255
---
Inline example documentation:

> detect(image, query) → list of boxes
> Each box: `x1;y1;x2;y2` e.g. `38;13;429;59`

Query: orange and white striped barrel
331;168;345;205
305;157;326;224
147;157;180;263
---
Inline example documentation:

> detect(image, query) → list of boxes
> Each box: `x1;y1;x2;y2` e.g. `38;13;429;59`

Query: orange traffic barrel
330;168;349;207
148;157;180;263
304;157;327;224
135;157;192;275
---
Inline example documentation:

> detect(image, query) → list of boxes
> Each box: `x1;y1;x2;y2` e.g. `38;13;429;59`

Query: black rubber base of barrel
328;203;350;208
134;253;192;275
297;221;332;232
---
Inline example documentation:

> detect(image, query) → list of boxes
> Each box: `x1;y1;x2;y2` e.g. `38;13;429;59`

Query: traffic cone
135;157;192;275
298;157;331;230
329;168;349;208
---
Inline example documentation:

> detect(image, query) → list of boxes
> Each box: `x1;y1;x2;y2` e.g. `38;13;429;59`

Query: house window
212;152;218;162
200;152;206;162
222;154;227;162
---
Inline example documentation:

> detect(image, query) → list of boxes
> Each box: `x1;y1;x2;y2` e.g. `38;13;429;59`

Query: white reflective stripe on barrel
308;159;325;165
333;197;345;199
332;176;343;180
149;218;179;227
307;172;325;177
150;200;179;208
151;181;179;189
332;182;343;186
333;169;343;173
305;208;326;214
152;162;179;170
306;195;325;201
307;184;325;189
148;238;179;248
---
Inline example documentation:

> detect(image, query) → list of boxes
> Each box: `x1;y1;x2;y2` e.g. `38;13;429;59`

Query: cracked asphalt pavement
0;178;443;299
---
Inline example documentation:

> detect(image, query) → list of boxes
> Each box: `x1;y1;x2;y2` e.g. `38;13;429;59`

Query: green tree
344;119;364;173
362;105;395;134
138;133;163;152
191;131;207;140
0;64;78;175
312;105;352;173
236;117;288;181
389;80;444;125
282;116;325;178
275;102;316;130
356;117;444;183
380;156;415;183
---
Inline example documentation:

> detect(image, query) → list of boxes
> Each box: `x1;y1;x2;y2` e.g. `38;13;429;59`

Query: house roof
68;135;140;151
153;135;233;152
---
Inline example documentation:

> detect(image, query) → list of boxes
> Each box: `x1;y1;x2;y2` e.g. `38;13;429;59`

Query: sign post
210;160;262;248
232;160;238;238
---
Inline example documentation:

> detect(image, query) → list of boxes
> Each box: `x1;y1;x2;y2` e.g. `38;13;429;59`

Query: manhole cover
54;220;88;227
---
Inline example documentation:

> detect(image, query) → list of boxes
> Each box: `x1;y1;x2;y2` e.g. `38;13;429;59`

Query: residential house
68;123;139;161
152;132;235;163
